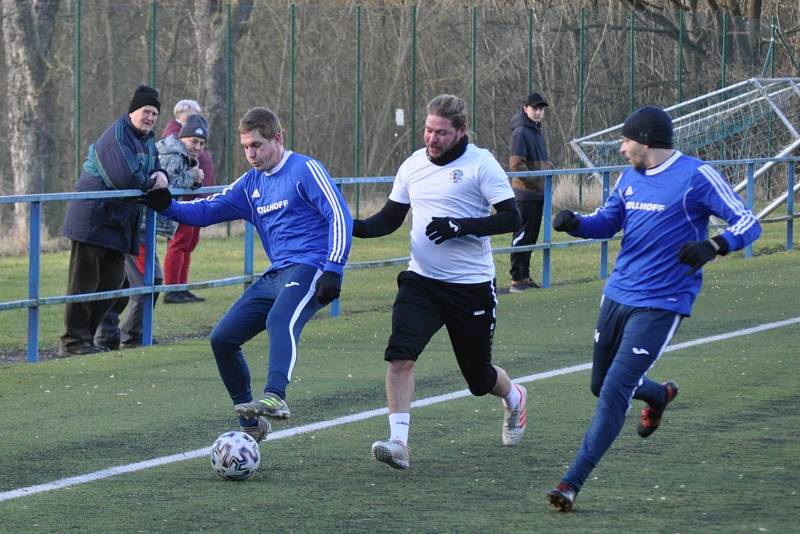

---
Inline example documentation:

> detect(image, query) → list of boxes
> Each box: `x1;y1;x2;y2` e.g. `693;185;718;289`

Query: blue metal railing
1;157;797;362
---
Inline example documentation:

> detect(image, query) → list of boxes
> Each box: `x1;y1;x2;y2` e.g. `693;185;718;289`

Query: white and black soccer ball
210;430;261;481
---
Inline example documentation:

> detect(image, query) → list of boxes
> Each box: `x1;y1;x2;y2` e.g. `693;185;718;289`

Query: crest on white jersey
251;189;261;199
624;185;634;197
449;170;464;183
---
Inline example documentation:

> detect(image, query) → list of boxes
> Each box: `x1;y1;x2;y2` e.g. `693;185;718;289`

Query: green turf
0;230;799;531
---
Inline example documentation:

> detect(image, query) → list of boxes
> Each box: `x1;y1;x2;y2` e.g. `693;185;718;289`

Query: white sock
389;413;410;445
504;384;521;409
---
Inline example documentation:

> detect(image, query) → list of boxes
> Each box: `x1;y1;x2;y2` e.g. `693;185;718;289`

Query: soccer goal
570;77;800;218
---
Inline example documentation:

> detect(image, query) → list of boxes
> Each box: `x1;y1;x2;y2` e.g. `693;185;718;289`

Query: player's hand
553;210;580;233
149;170;169;190
425;217;462;244
677;240;718;275
315;271;342;305
139;188;173;212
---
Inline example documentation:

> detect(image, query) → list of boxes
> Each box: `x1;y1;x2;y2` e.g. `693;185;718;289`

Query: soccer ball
210;430;261;481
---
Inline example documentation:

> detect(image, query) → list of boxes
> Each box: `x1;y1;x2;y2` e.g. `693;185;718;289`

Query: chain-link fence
0;1;798;236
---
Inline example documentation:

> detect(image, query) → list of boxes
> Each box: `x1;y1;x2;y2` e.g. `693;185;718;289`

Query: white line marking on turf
2;315;799;503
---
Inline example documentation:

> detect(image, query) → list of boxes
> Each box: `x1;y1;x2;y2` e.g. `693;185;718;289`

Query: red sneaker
637;381;679;438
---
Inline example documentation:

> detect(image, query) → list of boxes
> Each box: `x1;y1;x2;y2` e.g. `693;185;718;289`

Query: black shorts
385;271;497;383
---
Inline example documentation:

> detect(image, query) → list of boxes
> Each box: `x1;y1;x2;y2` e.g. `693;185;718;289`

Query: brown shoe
547;482;578;512
637;381;679;438
509;278;530;293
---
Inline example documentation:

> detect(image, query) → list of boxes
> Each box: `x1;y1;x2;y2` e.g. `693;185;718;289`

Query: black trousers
60;241;126;351
509;191;544;282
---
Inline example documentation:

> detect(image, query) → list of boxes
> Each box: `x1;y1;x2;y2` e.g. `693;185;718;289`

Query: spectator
59;85;168;356
142;107;352;444
95;115;209;349
352;94;527;471
508;92;551;292
161;99;216;303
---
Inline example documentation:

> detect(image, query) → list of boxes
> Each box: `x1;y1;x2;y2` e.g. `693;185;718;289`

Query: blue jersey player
547;106;761;511
143;107;352;443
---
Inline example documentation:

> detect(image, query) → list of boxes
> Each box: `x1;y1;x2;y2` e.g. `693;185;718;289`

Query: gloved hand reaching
140;188;173;212
425;217;463;244
315;271;342;305
553;210;580;233
677;236;729;275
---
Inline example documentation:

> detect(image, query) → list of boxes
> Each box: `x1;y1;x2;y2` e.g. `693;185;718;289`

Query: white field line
2;315;799;503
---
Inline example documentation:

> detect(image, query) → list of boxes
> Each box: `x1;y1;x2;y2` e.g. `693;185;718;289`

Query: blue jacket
571;151;761;315
62;114;161;254
163;150;352;275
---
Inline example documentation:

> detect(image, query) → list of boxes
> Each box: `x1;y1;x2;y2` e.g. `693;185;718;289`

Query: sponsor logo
632;347;650;355
625;201;666;212
473;309;486;316
449;170;464;183
257;199;289;215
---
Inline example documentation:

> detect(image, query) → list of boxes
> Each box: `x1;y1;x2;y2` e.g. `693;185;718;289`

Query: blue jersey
574;151;760;315
163;150;352;275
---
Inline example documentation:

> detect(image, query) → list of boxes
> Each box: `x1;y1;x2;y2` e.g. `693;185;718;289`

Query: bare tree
1;0;60;244
192;0;255;183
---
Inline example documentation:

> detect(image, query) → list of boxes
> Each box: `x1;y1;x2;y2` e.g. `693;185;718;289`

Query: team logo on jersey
624;186;634;197
449;170;464;183
252;189;261;199
257;199;289;215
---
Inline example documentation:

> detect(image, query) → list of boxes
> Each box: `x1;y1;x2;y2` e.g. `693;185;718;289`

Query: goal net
570;77;800;216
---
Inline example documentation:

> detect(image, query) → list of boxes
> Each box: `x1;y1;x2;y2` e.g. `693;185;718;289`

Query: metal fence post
74;0;81;179
628;10;635;114
471;6;477;137
677;10;684;104
578;7;585;205
788;161;795;251
745;161;754;258
527;7;533;94
27;202;41;363
290;3;296;150
150;0;157;86
354;5;362;218
142;208;157;346
600;171;610;279
720;10;728;89
410;5;417;153
542;174;552;288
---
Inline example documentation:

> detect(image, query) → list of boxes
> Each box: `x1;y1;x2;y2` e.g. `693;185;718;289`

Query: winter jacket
509;110;551;199
62;114;161;254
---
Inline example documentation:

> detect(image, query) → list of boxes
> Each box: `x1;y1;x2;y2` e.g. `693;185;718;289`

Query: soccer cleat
234;393;291;420
502;384;528;446
371;439;410;470
547;482;578;512
637;381;679;438
240;416;271;443
509;279;530;293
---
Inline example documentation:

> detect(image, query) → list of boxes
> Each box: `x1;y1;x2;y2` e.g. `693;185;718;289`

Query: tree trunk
193;0;254;184
1;0;60;244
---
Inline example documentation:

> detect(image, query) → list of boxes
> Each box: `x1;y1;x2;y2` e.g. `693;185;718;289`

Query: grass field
0;224;798;532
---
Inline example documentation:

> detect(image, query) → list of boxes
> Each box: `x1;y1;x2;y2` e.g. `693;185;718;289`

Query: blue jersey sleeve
163;173;253;227
574;178;627;239
692;164;761;251
298;159;353;275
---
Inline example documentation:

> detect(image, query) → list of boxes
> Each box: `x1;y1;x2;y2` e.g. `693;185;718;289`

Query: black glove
352;219;365;238
425;217;463;244
139;188;173;212
553;210;580;233
677;237;729;275
315;271;342;305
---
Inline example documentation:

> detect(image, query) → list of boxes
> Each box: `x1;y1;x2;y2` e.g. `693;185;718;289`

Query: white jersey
389;143;514;283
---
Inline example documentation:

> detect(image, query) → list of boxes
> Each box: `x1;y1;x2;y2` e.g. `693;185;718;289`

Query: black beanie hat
621;106;673;149
179;114;209;140
128;85;161;113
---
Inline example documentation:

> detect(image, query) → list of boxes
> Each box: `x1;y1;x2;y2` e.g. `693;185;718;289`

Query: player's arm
553;182;626;238
424;198;521;244
677;165;762;274
352;199;410;238
141;175;250;227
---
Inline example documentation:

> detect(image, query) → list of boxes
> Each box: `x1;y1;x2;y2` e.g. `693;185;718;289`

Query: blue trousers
564;297;682;490
210;264;324;424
